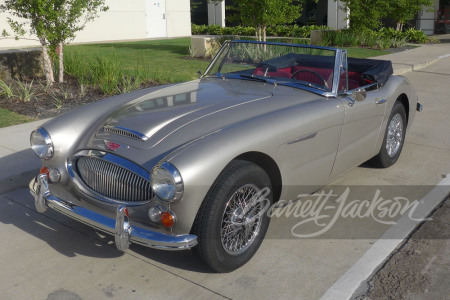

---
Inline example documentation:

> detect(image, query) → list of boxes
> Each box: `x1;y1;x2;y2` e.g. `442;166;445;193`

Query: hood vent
102;125;149;141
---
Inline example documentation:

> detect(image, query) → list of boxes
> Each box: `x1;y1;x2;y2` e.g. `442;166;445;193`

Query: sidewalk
1;43;450;194
0;119;48;194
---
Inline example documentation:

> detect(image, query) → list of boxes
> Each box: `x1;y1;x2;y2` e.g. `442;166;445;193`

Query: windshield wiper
239;74;278;86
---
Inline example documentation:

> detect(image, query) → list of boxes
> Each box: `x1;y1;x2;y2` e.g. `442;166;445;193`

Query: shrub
321;27;430;49
192;24;330;38
403;28;430;44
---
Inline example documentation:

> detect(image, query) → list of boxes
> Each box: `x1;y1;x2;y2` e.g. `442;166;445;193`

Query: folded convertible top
257;53;393;86
347;57;393;86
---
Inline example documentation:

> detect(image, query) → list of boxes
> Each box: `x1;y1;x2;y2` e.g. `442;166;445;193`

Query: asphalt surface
0;42;450;299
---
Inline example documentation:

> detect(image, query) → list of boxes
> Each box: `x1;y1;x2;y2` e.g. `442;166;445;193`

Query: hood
91;78;318;153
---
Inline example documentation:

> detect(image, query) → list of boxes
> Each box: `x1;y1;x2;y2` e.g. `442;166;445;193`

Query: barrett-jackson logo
104;141;129;151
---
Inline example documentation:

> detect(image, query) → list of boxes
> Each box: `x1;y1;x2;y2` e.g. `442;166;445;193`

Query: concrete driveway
1;48;450;300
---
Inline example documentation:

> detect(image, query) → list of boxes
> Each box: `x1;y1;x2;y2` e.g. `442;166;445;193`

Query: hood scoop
102;125;149;142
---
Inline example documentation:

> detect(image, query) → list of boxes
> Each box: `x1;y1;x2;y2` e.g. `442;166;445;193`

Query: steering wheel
291;69;329;90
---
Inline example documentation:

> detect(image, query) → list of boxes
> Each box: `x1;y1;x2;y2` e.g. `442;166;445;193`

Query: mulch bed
0;78;160;120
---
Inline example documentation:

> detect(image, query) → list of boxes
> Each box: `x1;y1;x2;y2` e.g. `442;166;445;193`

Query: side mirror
341;88;367;106
352;88;367;102
197;70;202;79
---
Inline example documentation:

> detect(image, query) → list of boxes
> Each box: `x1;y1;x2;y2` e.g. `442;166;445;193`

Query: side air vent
102;125;149;141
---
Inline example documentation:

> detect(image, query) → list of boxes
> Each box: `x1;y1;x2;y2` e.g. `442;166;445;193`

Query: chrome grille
76;156;153;203
102;126;148;141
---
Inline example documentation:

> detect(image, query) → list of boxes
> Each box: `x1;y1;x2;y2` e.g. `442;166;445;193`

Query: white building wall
0;0;190;50
166;0;192;36
76;0;147;42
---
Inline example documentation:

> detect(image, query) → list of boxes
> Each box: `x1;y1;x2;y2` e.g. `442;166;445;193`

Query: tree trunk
263;25;266;42
58;42;64;82
40;39;54;84
396;22;403;31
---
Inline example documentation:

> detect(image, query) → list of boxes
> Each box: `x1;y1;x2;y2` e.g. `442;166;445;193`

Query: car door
330;86;388;178
276;97;346;199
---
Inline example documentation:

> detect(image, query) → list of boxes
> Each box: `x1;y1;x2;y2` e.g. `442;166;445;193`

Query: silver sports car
29;40;421;272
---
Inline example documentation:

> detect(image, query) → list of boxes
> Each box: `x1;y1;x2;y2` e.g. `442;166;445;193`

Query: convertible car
29;40;421;272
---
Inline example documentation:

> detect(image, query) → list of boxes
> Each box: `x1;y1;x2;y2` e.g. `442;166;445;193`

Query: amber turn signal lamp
40;167;50;178
161;211;176;228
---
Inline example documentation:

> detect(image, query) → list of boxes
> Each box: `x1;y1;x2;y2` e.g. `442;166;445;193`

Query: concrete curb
392;57;441;75
319;174;450;300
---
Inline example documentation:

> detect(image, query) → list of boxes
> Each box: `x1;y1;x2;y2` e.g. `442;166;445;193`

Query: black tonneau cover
347;57;393;86
257;53;393;86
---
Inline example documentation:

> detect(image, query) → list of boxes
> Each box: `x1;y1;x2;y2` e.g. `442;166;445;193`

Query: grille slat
76;156;153;203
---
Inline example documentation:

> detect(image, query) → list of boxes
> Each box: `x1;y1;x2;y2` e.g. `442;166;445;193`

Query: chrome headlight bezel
30;128;54;159
151;162;183;203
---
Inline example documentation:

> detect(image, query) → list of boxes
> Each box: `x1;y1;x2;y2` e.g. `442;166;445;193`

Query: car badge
104;141;129;151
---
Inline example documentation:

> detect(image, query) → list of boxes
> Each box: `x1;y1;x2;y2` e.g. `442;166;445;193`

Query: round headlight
30;128;54;159
151;162;183;202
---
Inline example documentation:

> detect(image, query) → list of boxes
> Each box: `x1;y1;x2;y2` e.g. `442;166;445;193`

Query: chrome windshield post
332;49;347;96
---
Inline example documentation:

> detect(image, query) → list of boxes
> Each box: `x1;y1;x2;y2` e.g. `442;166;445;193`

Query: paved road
1;53;450;300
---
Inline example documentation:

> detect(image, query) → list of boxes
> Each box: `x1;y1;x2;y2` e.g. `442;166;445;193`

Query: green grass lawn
0;108;32;128
65;38;211;84
345;47;390;58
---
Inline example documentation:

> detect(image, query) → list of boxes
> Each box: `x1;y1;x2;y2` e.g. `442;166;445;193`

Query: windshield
204;41;338;94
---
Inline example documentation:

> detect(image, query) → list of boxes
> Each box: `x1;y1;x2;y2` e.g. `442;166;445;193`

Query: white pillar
327;0;349;29
417;0;439;35
207;1;225;27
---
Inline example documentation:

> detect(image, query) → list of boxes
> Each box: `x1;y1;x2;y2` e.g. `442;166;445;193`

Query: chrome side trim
29;176;198;250
102;125;149;141
287;132;317;145
375;98;387;104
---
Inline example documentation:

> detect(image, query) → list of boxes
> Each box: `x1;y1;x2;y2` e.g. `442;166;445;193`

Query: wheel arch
234;151;282;203
396;93;410;126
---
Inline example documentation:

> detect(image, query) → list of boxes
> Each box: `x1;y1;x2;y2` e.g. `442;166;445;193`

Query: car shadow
129;245;213;273
0;192;123;258
0;189;214;273
358;161;381;169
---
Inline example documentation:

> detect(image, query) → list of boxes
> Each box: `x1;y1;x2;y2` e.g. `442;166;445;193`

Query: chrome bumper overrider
29;175;197;251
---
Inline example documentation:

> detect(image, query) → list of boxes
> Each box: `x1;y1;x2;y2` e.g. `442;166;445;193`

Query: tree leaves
1;0;108;83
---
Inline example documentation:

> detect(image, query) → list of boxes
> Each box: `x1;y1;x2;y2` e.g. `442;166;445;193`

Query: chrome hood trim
89;78;322;156
96;79;274;147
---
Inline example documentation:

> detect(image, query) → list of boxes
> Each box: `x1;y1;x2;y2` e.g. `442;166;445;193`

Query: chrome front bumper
29;175;197;251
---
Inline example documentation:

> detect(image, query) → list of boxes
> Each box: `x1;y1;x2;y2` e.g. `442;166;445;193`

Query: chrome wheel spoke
386;113;403;158
221;184;264;255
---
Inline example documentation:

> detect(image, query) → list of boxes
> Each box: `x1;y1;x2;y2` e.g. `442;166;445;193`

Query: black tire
370;101;407;168
192;160;273;273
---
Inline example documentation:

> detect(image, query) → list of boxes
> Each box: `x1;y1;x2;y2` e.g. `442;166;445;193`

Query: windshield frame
202;40;346;98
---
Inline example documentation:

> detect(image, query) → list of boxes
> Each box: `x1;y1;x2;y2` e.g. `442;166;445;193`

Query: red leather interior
253;66;364;90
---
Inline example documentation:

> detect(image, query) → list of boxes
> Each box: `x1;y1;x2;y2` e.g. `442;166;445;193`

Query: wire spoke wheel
221;184;264;255
369;101;406;168
192;160;273;272
386;113;403;158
